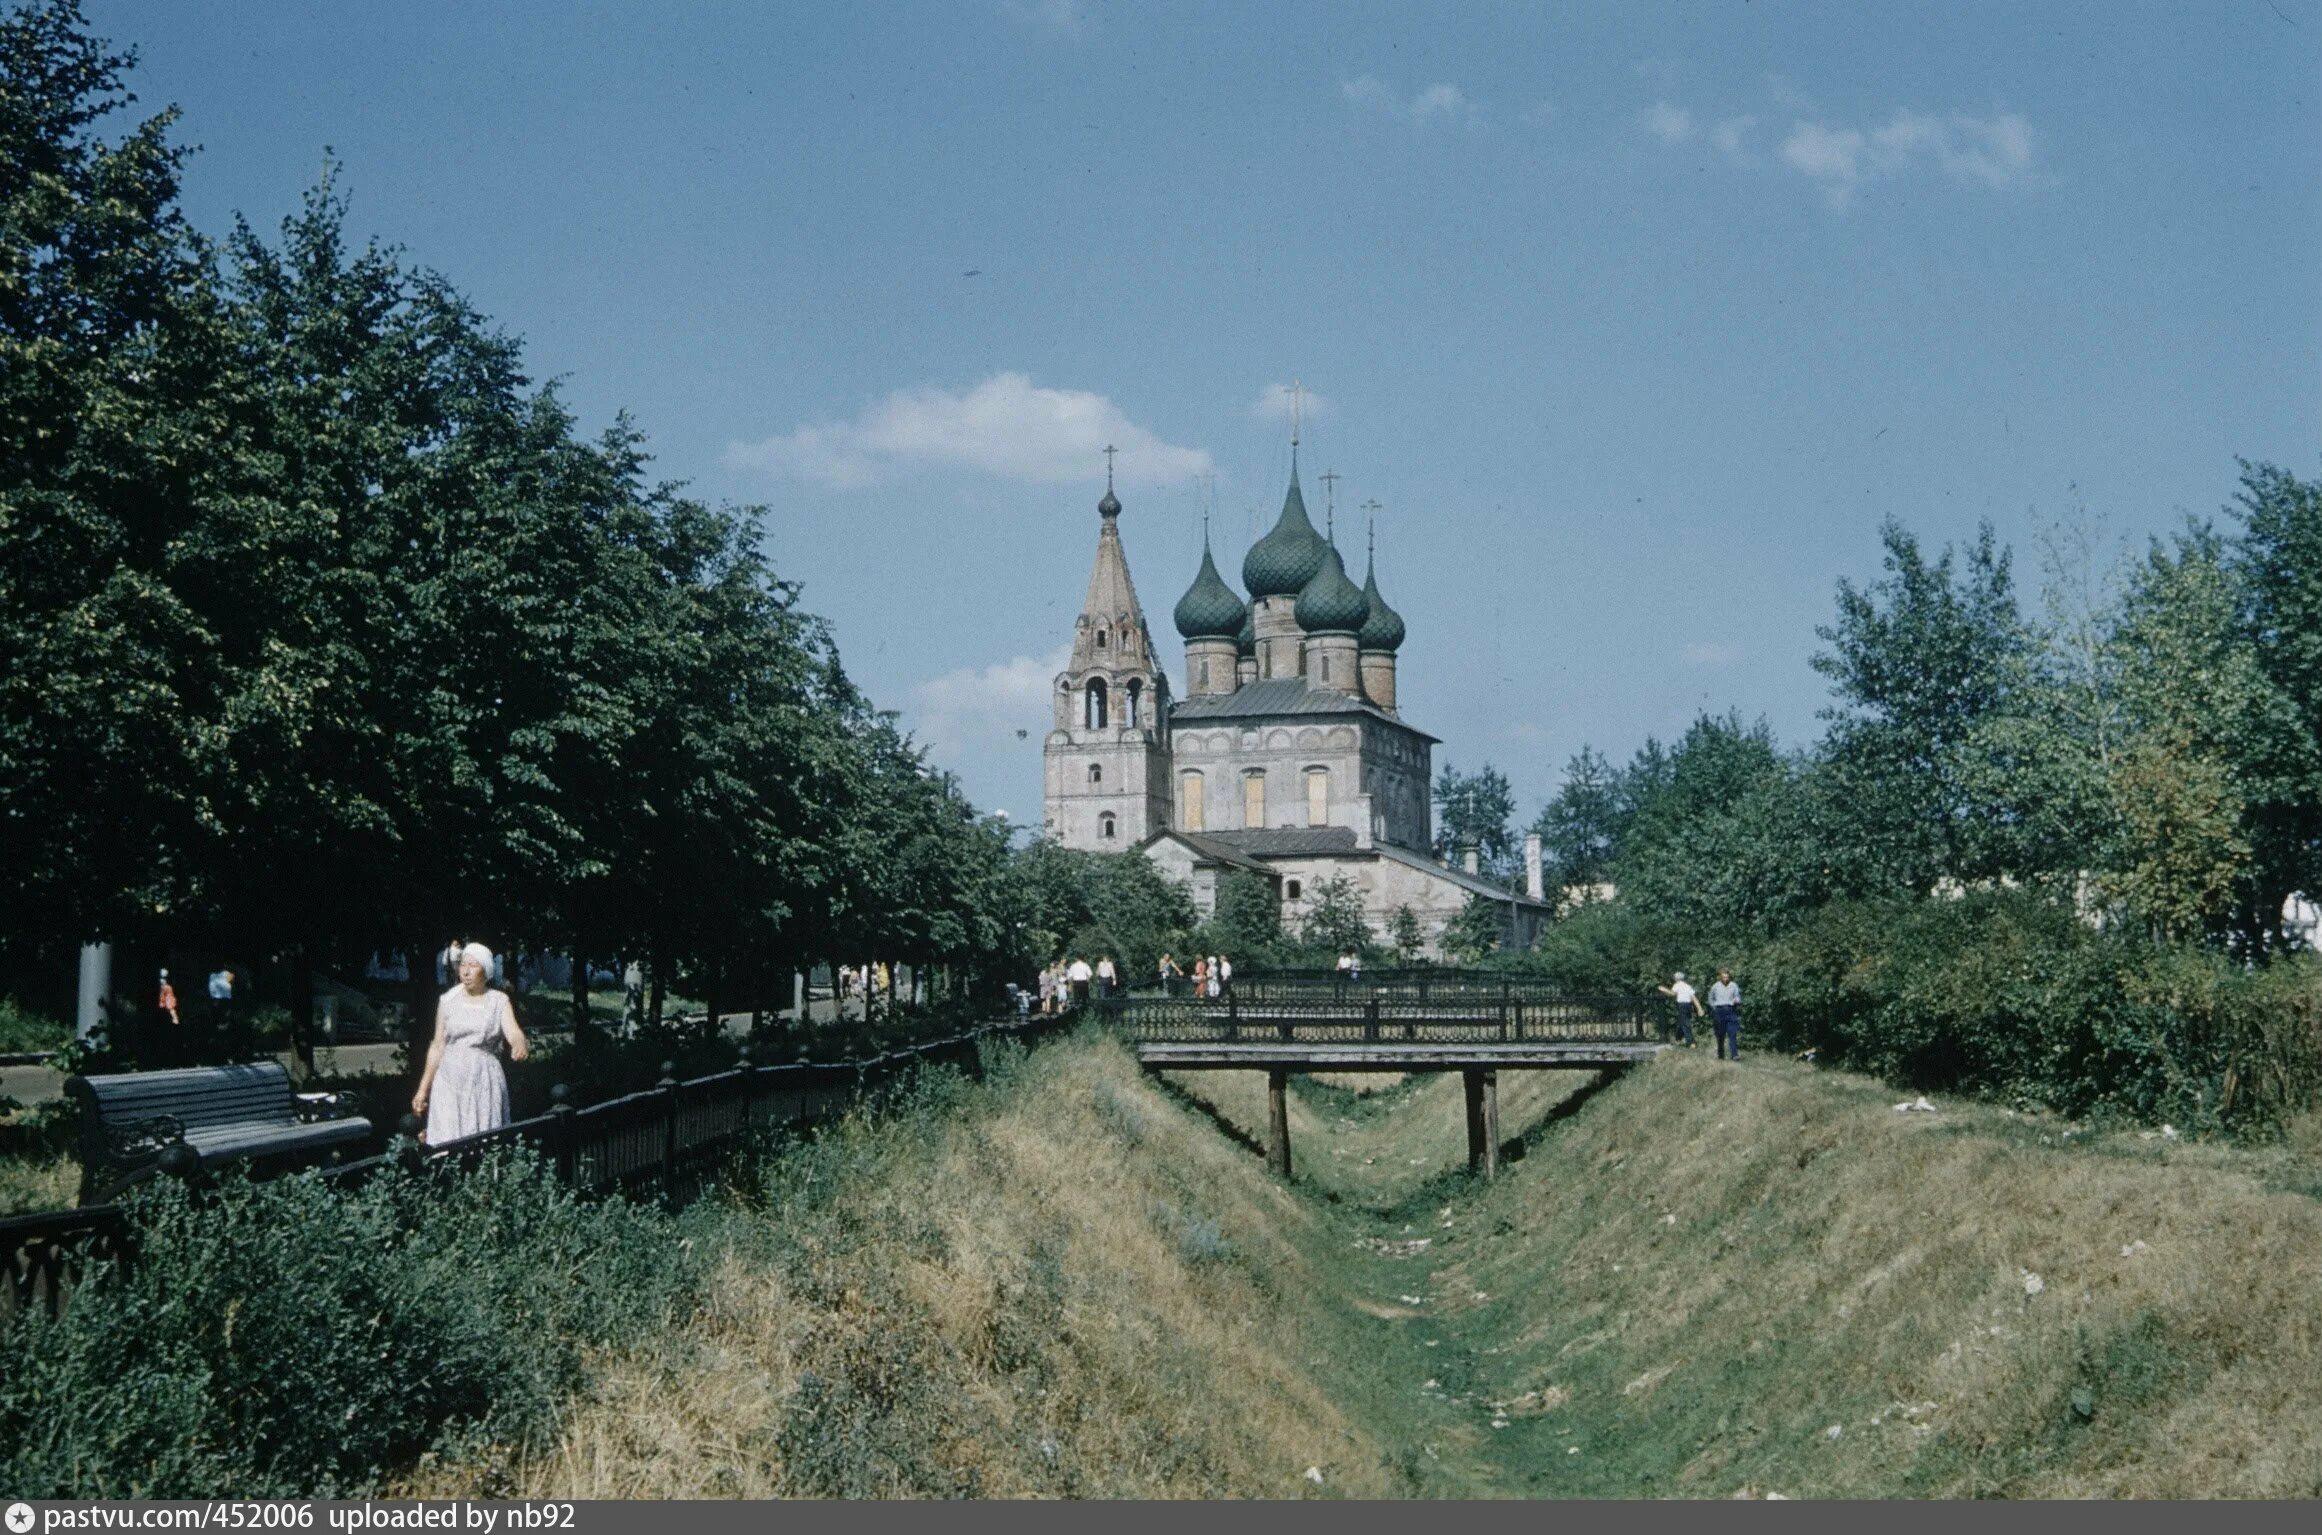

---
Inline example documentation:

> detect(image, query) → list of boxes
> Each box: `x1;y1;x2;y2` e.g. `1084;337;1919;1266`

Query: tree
2226;463;2322;947
1811;519;2027;893
1440;892;1505;963
1388;904;1424;962
1202;870;1281;963
1433;762;1517;878
1530;746;1623;899
1300;875;1371;957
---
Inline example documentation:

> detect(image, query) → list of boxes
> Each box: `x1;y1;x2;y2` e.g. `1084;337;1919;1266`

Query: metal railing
2;1013;1066;1324
1101;971;1655;1046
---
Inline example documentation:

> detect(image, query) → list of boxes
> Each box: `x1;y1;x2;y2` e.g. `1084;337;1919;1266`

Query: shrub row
1519;892;2321;1132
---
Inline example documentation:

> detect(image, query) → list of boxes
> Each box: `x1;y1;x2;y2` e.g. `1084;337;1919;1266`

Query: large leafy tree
1433;761;1517;878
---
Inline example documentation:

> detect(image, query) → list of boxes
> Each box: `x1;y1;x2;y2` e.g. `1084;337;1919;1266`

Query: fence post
1499;975;1510;1041
547;1083;576;1184
658;1060;679;1194
735;1044;754;1132
1365;993;1380;1043
394;1114;427;1175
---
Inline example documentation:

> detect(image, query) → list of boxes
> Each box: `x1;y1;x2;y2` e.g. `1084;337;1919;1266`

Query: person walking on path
1067;955;1093;1008
1656;970;1703;1047
1190;955;1208;999
1216;954;1233;997
156;969;180;1029
412;942;529;1145
1096;954;1118;998
1157;952;1181;996
1708;969;1743;1061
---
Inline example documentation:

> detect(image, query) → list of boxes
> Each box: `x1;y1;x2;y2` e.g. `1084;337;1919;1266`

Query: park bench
65;1062;372;1205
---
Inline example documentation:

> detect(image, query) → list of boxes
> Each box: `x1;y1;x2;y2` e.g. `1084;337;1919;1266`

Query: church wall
1169;722;1371;838
1044;724;1171;849
1141;838;1221;918
1269;852;1544;960
1358;726;1433;850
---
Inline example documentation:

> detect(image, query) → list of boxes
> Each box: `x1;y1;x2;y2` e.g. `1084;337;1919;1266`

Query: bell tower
1043;453;1173;849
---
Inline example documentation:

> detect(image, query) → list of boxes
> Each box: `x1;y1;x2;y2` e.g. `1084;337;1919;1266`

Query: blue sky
92;0;2320;830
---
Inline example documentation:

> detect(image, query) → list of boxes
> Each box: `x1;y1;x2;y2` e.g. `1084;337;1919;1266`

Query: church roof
1139;828;1278;875
1069;482;1158;672
1357;549;1406;652
1171;537;1247;639
1241;462;1330;599
1293;539;1369;634
1203;826;1362;856
1169;677;1439;742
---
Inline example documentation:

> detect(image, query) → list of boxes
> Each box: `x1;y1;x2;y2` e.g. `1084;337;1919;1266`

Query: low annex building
1041;447;1548;958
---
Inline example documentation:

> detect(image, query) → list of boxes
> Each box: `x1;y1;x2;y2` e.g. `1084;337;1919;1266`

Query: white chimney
1524;832;1544;902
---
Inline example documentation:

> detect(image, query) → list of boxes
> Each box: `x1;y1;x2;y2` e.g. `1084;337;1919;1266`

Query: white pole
76;941;112;1042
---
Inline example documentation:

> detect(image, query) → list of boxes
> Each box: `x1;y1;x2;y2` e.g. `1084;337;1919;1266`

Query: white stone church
1041;451;1549;957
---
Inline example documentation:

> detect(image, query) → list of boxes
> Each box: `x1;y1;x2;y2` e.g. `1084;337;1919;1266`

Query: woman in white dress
411;941;529;1144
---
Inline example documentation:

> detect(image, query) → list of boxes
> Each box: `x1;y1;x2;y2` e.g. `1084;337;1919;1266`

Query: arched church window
1179;770;1205;832
1319;654;1330;683
1199;659;1211;689
1099;812;1117;840
1125;678;1142;728
1242;771;1266;830
1088;763;1102;785
1305;767;1330;827
1085;678;1109;729
1285;879;1303;901
1096;630;1108;649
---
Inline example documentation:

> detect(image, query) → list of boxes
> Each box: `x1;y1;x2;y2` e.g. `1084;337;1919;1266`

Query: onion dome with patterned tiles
1294;538;1370;635
1357;547;1406;652
1240;459;1330;599
1236;607;1255;655
1172;534;1247;639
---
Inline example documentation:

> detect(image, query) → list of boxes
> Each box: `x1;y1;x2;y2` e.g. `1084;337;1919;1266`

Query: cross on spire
1290;380;1304;450
1362;498;1383;562
1102;443;1117;490
1319;467;1339;522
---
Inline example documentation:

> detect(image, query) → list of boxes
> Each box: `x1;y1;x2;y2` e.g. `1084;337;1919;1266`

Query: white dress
427;987;514;1144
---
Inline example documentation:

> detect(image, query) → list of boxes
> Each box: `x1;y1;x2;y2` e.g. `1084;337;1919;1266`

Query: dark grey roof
1372;843;1552;908
1152;830;1279;875
1168;678;1440;742
1204;826;1363;856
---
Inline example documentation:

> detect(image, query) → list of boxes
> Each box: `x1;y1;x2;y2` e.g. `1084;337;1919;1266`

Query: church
1040;444;1551;958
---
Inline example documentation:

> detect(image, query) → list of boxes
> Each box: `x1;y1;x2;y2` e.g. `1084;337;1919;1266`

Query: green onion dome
1240;465;1330;599
1236;608;1255;655
1294;540;1370;635
1172;540;1248;640
1357;555;1406;652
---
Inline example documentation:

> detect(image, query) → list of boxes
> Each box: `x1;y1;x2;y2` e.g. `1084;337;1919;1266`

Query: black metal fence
2;1013;1067;1325
1103;970;1655;1045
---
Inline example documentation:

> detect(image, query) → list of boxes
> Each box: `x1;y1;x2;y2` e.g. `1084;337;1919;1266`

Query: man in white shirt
1708;969;1743;1061
1067;955;1093;1008
1096;955;1118;997
1656;970;1703;1046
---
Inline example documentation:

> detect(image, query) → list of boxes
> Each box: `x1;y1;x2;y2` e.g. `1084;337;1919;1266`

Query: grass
18;1020;2315;1496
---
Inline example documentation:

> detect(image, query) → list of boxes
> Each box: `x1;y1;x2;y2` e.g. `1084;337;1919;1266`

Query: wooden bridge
1101;972;1666;1179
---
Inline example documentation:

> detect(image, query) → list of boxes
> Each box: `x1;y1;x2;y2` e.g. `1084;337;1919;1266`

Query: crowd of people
1028;950;1235;1014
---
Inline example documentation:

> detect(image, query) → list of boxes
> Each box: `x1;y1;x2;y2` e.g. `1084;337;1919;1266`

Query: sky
89;0;2322;831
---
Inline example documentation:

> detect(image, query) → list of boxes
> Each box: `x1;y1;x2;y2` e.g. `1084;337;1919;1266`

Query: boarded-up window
1180;771;1205;832
1242;772;1266;829
1305;768;1329;827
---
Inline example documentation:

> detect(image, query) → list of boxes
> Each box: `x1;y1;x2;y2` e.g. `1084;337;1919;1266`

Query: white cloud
1341;75;1482;127
727;373;1212;489
1642;100;1694;144
1711;114;1756;158
1780;110;2036;206
1246;382;1332;425
908;646;1070;768
999;0;1086;34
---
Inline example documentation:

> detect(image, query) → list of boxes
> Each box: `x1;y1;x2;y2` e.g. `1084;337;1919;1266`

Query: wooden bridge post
1481;1070;1501;1180
1267;1068;1292;1178
1463;1069;1485;1171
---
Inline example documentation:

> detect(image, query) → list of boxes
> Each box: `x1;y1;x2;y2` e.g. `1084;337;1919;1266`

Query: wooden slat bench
65;1062;373;1205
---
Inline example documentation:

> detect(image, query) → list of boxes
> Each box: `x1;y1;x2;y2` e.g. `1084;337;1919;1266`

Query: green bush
1522;891;2320;1132
0;1151;708;1496
0;997;69;1056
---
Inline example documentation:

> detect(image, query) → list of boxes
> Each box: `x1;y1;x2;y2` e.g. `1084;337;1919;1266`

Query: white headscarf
458;942;495;974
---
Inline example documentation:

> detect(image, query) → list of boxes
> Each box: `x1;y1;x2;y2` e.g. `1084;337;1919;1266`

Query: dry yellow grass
410;1037;1408;1499
407;1036;2322;1499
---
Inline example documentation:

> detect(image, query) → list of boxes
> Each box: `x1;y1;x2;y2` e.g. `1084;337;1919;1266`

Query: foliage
0;997;69;1055
1439;892;1507;963
0;1152;706;1496
1388;904;1425;962
1432;762;1518;879
1197;870;1281;965
1299;874;1372;958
